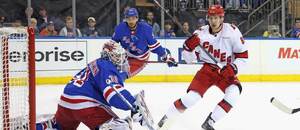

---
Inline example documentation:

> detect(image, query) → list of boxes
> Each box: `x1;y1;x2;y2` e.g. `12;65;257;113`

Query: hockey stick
109;85;156;130
270;97;300;114
146;60;204;65
196;44;224;68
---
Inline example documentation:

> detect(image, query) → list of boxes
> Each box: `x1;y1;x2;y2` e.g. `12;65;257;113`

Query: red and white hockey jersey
182;23;248;71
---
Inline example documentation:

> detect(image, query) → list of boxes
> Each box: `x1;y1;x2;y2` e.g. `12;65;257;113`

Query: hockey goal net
0;27;35;130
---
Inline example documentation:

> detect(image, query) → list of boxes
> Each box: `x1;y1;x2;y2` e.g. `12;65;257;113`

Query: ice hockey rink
36;82;300;130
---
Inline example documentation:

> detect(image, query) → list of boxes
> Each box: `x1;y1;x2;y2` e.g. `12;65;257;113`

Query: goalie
36;41;151;130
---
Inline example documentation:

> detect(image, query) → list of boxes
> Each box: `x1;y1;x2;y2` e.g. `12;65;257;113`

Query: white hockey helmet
101;40;127;68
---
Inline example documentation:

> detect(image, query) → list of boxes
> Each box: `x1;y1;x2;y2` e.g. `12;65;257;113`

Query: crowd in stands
291;18;300;38
0;1;299;38
262;18;300;38
171;0;268;10
0;6;200;38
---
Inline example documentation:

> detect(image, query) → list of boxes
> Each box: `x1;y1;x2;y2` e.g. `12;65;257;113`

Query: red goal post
0;27;36;130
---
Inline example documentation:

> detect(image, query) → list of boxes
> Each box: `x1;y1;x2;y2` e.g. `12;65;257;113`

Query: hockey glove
131;105;146;126
220;63;237;82
161;49;178;67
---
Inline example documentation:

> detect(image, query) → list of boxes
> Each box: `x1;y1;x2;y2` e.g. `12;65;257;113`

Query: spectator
59;16;82;37
12;19;23;27
39;21;58;36
82;17;102;37
240;0;247;8
252;0;263;9
291;18;300;38
0;16;5;27
196;0;205;9
37;7;50;31
176;21;192;37
197;18;206;30
231;20;238;26
29;18;39;36
145;11;160;37
52;15;65;32
207;0;212;7
160;21;176;37
224;0;240;9
263;25;281;38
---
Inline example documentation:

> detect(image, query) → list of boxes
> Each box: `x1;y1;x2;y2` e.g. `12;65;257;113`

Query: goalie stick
110;85;156;130
270;97;300;114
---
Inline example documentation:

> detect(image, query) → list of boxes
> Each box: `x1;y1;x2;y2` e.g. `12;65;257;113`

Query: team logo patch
89;60;99;76
106;79;112;84
240;37;245;44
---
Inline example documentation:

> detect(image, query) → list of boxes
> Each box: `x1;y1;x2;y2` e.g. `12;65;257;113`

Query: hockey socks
158;91;201;129
203;84;241;129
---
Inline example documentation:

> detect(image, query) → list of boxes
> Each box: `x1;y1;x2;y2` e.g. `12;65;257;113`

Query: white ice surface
37;82;300;130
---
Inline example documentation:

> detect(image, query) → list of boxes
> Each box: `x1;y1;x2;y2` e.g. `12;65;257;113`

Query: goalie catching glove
130;90;155;130
161;48;178;67
131;105;146;126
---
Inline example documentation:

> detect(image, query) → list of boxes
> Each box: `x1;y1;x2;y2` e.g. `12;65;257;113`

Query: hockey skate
201;113;215;130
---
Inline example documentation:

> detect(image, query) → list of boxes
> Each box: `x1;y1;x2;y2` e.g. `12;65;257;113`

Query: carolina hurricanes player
112;8;177;81
157;5;248;130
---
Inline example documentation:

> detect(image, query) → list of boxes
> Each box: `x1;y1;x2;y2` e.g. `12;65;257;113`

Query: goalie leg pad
98;118;132;130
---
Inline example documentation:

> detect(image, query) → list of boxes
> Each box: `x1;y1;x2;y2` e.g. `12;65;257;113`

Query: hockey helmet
101;40;127;67
125;8;138;18
207;5;224;17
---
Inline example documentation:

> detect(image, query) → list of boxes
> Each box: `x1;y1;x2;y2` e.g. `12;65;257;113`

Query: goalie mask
101;40;128;71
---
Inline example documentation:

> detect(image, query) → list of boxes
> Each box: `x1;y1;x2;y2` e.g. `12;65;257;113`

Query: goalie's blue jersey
58;58;135;111
112;21;166;60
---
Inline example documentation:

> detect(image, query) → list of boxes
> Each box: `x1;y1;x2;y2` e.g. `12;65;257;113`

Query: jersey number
72;68;90;87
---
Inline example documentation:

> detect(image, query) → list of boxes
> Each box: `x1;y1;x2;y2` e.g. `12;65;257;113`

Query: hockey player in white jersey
157;4;248;130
